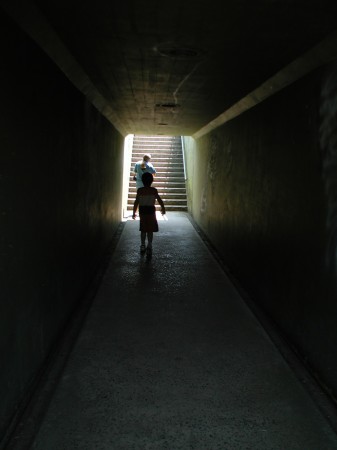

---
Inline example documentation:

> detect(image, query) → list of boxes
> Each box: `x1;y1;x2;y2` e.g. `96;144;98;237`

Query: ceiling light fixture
155;44;203;59
155;103;180;109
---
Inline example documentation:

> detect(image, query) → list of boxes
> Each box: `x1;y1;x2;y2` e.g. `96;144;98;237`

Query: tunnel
2;1;337;448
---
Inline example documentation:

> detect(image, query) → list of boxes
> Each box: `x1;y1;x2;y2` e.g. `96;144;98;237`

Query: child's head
142;172;153;187
143;153;151;162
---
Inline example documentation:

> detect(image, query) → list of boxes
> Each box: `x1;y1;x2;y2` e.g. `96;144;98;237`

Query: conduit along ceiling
3;0;337;136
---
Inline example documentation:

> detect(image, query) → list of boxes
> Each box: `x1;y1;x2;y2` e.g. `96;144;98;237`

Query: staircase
127;135;188;212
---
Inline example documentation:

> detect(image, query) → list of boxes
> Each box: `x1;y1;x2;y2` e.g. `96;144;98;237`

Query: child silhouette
132;172;165;257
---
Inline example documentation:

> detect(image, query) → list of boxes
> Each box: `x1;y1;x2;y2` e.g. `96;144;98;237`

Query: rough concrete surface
30;213;337;449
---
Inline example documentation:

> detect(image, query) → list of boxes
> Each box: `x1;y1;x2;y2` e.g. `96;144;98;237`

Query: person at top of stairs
133;153;156;189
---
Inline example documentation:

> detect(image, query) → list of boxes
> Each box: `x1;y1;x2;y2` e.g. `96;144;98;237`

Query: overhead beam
0;0;129;137
193;30;337;139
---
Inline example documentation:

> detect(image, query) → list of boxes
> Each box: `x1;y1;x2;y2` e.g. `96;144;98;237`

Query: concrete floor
25;212;337;449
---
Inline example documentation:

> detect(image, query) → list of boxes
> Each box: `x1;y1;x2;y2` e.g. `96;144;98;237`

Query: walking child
132;172;165;256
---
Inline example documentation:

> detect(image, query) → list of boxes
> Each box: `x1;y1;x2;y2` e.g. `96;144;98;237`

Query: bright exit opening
122;135;187;221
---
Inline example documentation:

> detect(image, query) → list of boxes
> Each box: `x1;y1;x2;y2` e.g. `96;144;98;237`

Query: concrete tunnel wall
0;12;124;440
183;64;337;401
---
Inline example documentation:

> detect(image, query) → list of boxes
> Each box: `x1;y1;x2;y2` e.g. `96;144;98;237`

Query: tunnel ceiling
6;0;337;136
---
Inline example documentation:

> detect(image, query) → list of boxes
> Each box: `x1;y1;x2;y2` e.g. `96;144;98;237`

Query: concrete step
132;144;182;150
152;192;187;198
132;155;184;161
130;162;184;172
132;167;184;172
128;189;187;196
127;198;187;206
133;137;181;143
131;165;184;172
128;199;187;207
132;148;183;154
132;153;184;157
127;204;188;211
130;173;185;186
132;145;182;149
131;166;184;172
129;175;185;181
130;168;185;176
129;184;186;190
130;164;185;171
133;165;183;171
129;186;186;193
133;144;182;148
132;140;182;145
132;153;183;159
129;193;186;200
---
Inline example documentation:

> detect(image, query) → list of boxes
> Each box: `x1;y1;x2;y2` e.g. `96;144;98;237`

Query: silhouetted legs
140;231;153;255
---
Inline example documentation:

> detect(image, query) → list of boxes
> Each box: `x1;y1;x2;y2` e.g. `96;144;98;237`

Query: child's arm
155;191;166;215
132;194;139;219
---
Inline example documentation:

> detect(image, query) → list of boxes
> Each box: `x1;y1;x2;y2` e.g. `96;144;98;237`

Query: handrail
181;136;187;181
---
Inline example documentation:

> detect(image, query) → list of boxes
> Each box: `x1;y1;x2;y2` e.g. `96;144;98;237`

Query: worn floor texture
23;212;337;449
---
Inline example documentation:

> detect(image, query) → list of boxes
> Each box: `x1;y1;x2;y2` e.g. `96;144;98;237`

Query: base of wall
1;222;125;450
186;213;337;435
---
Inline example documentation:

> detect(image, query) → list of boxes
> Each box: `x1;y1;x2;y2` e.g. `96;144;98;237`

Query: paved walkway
30;212;337;449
